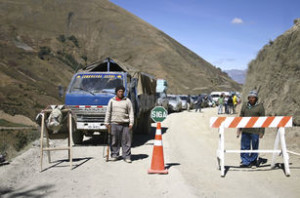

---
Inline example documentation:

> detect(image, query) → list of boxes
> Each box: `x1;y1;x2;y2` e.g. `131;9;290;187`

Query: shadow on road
222;162;293;177
79;134;107;146
166;163;181;170
0;184;55;198
41;157;93;172
132;154;149;161
132;125;168;147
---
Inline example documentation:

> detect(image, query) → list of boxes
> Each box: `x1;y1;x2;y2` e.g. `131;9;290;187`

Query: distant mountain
224;69;247;84
0;0;241;119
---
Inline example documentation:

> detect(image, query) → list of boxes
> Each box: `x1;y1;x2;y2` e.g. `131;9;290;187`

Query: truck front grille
76;114;105;122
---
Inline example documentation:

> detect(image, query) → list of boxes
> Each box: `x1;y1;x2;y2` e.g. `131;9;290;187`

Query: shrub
57;35;66;43
269;40;274;46
81;55;87;62
38;46;51;60
68;35;79;47
14;131;28;151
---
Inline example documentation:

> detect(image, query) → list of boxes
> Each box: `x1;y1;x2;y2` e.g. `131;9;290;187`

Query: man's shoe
124;158;132;163
240;160;256;168
256;157;268;167
110;157;118;161
240;164;251;168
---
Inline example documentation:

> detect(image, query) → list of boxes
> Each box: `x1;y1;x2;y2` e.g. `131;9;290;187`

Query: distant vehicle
179;95;188;110
167;95;182;112
156;79;168;93
210;91;223;104
156;91;169;111
210;91;231;105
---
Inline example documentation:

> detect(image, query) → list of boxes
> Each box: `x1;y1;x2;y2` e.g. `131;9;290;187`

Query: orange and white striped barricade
210;116;293;177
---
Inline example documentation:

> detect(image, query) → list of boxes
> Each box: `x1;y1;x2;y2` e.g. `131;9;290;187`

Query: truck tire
72;130;83;144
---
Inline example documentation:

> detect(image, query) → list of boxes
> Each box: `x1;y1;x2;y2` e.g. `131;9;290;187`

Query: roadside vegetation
0;119;39;161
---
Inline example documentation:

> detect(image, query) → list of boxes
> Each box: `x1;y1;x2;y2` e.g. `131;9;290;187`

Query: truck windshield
69;74;123;94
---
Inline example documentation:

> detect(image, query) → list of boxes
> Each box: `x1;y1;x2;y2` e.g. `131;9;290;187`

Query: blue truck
65;58;156;144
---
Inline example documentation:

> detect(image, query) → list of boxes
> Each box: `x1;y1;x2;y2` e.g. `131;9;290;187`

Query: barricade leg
45;129;51;163
216;129;221;170
271;129;280;168
219;125;225;177
279;127;290;176
40;113;45;172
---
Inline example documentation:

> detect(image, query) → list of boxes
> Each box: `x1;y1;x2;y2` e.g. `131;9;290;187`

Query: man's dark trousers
110;123;131;160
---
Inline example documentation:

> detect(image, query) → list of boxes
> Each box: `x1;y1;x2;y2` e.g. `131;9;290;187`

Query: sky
110;0;299;70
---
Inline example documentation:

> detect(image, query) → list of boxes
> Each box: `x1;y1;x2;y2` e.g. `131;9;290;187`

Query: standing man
187;94;191;111
217;93;224;114
227;95;233;114
232;93;238;114
195;94;202;112
105;86;134;163
237;90;265;167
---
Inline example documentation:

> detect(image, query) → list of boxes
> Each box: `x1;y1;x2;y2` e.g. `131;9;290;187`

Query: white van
210;91;223;103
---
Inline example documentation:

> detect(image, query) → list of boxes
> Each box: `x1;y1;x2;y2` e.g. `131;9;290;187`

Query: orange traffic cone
148;122;168;174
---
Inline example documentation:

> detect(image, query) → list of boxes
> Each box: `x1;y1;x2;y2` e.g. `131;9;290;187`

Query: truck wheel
73;130;83;144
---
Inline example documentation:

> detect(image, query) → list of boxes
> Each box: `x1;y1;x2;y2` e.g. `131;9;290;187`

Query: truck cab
65;58;156;144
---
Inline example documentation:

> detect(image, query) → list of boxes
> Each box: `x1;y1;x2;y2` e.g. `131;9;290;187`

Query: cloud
231;17;244;24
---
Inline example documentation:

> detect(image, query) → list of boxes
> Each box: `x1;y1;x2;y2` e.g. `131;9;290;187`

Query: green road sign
151;106;168;122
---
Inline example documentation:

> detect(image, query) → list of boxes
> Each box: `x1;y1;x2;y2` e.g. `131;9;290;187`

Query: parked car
156;92;169;111
167;95;182;112
210;91;230;106
179;95;188;110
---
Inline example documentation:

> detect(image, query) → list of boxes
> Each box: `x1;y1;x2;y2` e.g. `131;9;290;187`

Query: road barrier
39;108;73;172
210;116;293;177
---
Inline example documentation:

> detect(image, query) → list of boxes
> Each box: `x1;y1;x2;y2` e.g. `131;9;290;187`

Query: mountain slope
0;0;240;119
243;19;300;125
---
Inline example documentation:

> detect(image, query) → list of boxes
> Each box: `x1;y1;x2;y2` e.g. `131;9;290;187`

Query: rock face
243;19;300;125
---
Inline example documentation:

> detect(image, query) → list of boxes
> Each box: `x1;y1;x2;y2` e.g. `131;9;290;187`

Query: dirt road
1;107;300;198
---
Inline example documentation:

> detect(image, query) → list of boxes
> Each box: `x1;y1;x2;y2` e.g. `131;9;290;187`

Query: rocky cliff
243;19;300;125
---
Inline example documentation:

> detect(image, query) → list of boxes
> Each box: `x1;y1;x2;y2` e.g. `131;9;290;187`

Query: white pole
69;112;73;169
225;150;281;153
279;127;290;176
220;123;225;177
216;128;221;170
271;129;280;168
